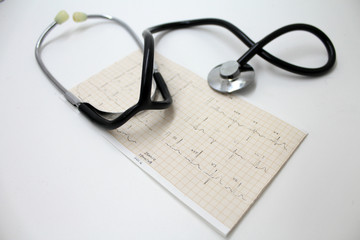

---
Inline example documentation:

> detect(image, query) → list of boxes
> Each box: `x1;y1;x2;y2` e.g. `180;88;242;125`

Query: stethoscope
146;19;336;93
36;11;336;130
36;11;172;130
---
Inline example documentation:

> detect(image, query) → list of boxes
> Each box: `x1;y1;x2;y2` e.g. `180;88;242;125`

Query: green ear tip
54;10;69;24
73;12;87;22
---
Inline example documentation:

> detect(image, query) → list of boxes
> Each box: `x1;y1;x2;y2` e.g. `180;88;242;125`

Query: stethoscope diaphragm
207;60;255;93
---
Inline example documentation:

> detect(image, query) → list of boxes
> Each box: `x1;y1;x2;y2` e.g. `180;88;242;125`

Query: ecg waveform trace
71;51;306;234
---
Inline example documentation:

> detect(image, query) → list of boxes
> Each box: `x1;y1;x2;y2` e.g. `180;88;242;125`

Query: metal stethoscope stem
36;11;336;130
35;11;172;130
35;11;159;106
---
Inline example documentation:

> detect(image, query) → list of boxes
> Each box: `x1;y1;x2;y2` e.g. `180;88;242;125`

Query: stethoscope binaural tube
35;10;172;130
146;18;336;93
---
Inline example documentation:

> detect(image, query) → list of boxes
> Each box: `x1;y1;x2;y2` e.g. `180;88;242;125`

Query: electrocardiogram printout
71;51;306;235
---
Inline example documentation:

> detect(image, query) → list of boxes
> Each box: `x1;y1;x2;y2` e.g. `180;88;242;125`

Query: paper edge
101;130;231;236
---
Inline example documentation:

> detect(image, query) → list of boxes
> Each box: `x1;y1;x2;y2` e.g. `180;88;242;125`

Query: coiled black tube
146;18;336;76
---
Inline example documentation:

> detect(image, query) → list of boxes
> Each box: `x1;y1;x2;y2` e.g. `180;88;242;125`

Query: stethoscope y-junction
36;11;336;130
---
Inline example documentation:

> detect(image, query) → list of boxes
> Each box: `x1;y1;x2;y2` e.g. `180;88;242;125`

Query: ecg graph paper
71;51;306;235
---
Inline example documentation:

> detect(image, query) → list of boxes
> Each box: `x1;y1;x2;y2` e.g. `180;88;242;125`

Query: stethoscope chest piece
207;60;255;93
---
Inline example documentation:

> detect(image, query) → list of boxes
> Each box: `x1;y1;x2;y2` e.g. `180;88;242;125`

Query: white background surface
1;0;359;239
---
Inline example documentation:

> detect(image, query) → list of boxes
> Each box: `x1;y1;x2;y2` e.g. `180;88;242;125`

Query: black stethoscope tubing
36;12;336;130
145;18;336;76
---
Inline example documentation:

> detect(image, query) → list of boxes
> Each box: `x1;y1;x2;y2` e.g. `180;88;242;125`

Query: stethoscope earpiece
73;12;88;22
35;11;172;129
54;10;89;24
36;13;336;129
208;60;255;93
54;10;69;24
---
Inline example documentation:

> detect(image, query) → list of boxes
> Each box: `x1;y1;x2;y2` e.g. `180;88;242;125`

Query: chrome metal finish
208;62;255;93
35;13;158;107
219;60;240;78
64;92;82;106
35;21;68;95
